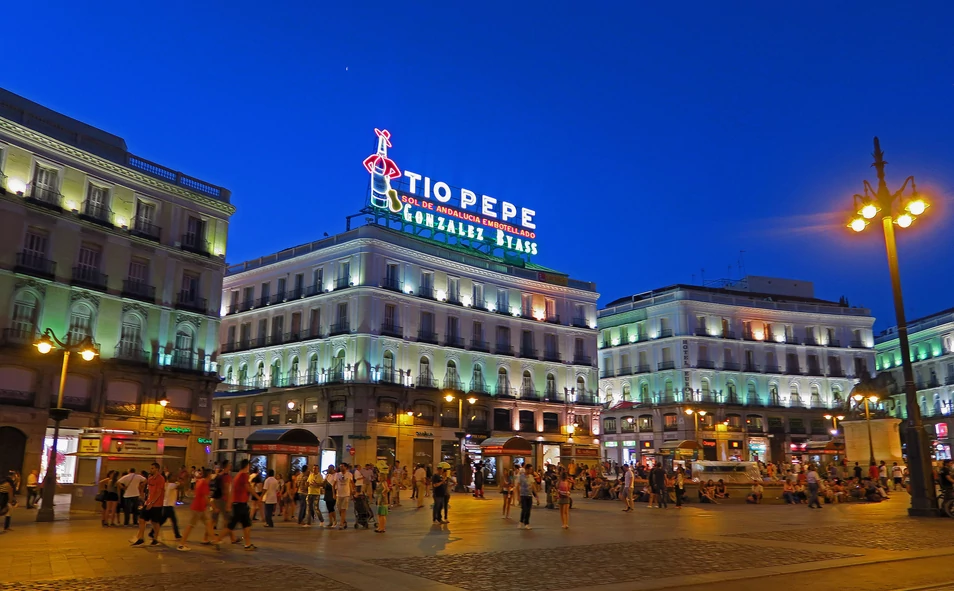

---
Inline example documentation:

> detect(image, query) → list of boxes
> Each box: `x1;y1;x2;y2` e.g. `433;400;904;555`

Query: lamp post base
36;408;71;523
907;507;941;518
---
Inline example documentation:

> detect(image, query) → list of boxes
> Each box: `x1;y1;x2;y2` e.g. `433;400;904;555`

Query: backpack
210;475;223;499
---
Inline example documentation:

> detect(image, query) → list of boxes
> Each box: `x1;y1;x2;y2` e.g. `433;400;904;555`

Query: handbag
94;491;106;502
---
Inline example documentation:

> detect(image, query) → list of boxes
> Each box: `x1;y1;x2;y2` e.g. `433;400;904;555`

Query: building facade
0;88;234;484
597;277;876;465
212;224;600;477
875;307;954;460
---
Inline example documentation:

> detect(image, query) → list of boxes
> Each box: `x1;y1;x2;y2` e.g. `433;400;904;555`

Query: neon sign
364;129;539;256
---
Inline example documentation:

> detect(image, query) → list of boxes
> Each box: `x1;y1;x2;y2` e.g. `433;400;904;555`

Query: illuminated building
875;307;954;460
597;277;876;465
0;88;234;485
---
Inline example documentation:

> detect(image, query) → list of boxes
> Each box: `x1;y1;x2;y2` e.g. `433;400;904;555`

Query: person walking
25;470;38;509
296;466;310;524
674;467;686;508
652;464;668;509
161;471;182;540
501;468;514;519
118;467;145;527
557;473;571;528
262;469;280;528
891;462;904;491
414;464;427;508
374;477;390;532
621;464;634;512
210;461;232;533
323;466;338;528
177;468;216;551
389;461;404;507
131;463;165;547
517;463;535;530
335;463;354;529
223;459;258;550
431;466;447;524
806;463;822;509
302;465;324;527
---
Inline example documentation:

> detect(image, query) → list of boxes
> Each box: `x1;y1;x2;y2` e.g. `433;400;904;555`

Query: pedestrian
282;472;296;521
517;463;534;530
302;465;324;526
674;467;686;508
501;468;514;519
25;470;38;509
210;461;232;532
891;462;904;491
652;464;668;509
557;473;571;528
262;469;280;528
806;463;822;509
431;466;447;524
621;464;634;512
131;463;165;547
178;468;216;551
0;471;14;533
390;461;404;507
177;466;189;504
324;466;338;528
335;463;354;529
223;459;258;550
117;467;145;527
374;477;390;533
160;471;182;540
878;461;889;489
414;464;427;508
296;466;310;524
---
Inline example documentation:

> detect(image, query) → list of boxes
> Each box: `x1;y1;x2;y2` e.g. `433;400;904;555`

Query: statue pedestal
841;418;903;465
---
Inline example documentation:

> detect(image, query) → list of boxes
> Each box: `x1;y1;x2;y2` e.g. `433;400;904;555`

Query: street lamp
852;393;880;467
845;137;937;516
444;393;477;491
824;414;846;435
684;408;707;441
34;329;99;522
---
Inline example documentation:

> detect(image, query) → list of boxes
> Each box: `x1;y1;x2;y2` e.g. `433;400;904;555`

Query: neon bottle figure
363;129;402;212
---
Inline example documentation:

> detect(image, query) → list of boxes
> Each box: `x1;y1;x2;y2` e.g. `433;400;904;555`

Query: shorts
189;509;211;526
558;496;570;505
106;491;119;502
336;496;350;512
325;497;336;513
622;488;632;499
140;507;163;523
893;477;902;484
227;503;252;530
377;504;389;516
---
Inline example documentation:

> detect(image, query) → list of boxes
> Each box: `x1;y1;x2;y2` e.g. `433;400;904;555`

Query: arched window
832;385;843;404
726;381;737;403
116;313;143;360
622;382;631;401
577;376;586;395
769;383;779;405
289;357;300;386
418;356;432;388
239;364;248;385
546;373;557;397
472;363;485;393
68;302;93;344
746;382;757;404
172;326;195;369
382;350;395;382
639;382;649;403
663;379;673;400
225;366;233;384
920;395;927;416
307;354;319;382
790;383;801;407
497;367;510;396
810;384;821;407
700;378;710;399
934;393;942;415
256;361;266;387
330;350;345;381
521;370;534;397
11;291;39;337
445;360;460;390
270;359;282;387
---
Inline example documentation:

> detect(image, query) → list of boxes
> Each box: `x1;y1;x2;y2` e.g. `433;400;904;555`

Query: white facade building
213;224;600;476
597;277;876;465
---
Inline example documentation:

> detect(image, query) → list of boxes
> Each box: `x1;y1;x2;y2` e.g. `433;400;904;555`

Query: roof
479;436;533;456
246;428;319;446
604;283;847;310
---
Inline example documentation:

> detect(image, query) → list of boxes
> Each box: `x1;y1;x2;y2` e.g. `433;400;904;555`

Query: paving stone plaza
3;492;954;591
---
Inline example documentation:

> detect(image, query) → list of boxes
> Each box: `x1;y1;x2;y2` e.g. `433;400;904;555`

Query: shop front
560;444;600;469
802;439;846;468
638;439;655;465
747;436;769;463
657;440;700;472
480;436;533;477
246;428;320;477
933;422;952;461
603;440;619;463
701;438;718;461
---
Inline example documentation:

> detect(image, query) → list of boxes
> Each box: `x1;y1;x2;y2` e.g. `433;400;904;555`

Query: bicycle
937;488;954;518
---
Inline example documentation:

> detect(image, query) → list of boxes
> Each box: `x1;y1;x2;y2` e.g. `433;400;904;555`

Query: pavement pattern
727;520;954;551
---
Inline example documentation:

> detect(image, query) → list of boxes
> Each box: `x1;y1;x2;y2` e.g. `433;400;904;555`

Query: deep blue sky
6;2;953;330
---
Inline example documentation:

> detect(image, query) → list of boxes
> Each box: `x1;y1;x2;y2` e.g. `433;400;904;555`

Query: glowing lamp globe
35;340;53;354
80;349;96;361
849;218;866;233
907;199;927;216
860;204;878;219
897;214;913;228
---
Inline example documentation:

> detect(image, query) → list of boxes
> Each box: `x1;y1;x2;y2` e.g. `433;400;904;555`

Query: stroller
353;492;375;529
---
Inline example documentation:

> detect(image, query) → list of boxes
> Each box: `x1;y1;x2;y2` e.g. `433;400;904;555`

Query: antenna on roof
739;250;747;277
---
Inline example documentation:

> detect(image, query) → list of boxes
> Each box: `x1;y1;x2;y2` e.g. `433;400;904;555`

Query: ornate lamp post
824;413;846;436
851;394;880;466
444;393;477;491
684;408;707;446
34;329;99;522
846;137;936;516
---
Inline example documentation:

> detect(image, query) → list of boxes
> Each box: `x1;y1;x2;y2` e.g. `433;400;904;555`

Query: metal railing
72;266;108;291
28;185;62;209
122;279;156;302
495;343;514;356
180;234;211;257
114;343;149;363
380;276;402;292
81;200;112;225
573;353;593;366
176;291;207;314
470;340;490;352
444;335;465;348
131;218;161;241
330;322;351;336
418;330;439;344
519;347;537;359
657;360;676;370
381;322;403;337
15;252;56;278
543;350;562;362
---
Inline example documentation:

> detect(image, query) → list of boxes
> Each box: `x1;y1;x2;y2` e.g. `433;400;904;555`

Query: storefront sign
364;129;539;256
348;434;371;440
575;447;600;458
415;431;434;437
937;423;949;439
197;437;213;445
248;443;319;454
641;441;653;449
729;440;741;449
702;439;717;448
164;426;192;434
108;439;159;455
79;438;101;454
604;441;618;448
622;440;637;448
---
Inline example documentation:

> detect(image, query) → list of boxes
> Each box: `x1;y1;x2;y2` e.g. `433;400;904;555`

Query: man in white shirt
117;468;145;526
162;476;181;539
354;466;365;494
891;462;904;491
414;464;427;508
335;463;354;529
262;469;280;527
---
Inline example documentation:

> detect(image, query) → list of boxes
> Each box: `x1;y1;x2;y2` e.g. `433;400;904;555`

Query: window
384;303;397;329
496;326;511;348
473;321;484;344
288;357;300;386
243;286;254;308
33;165;59;200
545;298;556;320
330;350;345;381
521;293;533;317
603;417;617;434
377;399;397;423
23;228;48;260
312;268;323;292
11;292;39;337
303;397;319;423
337;260;351;287
446;316;460;343
576;376;586;395
272;315;284;340
268;400;281;425
544;333;559;360
472;282;484;307
76;243;102;275
420;311;435;339
290;312;302;338
472;364;485;391
521;370;534;396
68;303;93;344
638;415;653;431
286;398;300;423
496;287;509;312
664;413;678;430
329;399;347;421
309;308;321;337
545;373;557;396
307;355;319;381
639;382;649;402
135;199;156;232
384;263;399;288
521;329;534;355
518;410;535;431
746;415;764;431
574;337;585;356
118;314;143;357
421;270;434;294
276;277;286;300
382;350;395;382
172;327;195;369
181;271;199;301
293;273;304;296
494;408;512;431
413;401;436;426
128;257;149;285
622;382;631;400
419;357;431;379
446;360;460;389
621;415;635;432
447;276;460;303
251;402;264;425
185;215;207;248
260;282;271;304
497;367;509;395
220;405;232;427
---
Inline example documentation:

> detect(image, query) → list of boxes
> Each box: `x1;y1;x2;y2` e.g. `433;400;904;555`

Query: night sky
5;2;953;331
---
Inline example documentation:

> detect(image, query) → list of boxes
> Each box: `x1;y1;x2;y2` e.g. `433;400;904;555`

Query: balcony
168;350;202;372
419;287;437;300
828;367;845;378
804;336;820;346
600;369;615;378
239;299;254;312
634;364;651;374
470;340;490;353
27;186;62;210
418;330;439;344
0;389;35;407
130;218;161;242
742;331;757;342
79;200;113;227
722;331;737;339
806;365;824;377
257;295;272;307
722;361;741;371
495;383;515;398
617;366;633;376
445;335;465;349
442;376;464;391
696;359;715;369
743;363;759;373
763;363;780;374
286;287;304;301
545;314;561;324
519;347;537;359
114;342;149;364
544;388;563;402
15;252;56;279
828;339;841;347
495;343;514;356
2;327;38;346
694;328;709;336
446;292;462;306
468;420;489;433
575;392;599;406
473;300;490;312
571;317;589;328
658;329;673;338
176;291;208;314
787;364;802;374
180;233;211;257
416;375;439;389
330;321;351;336
657;360;676;370
304;284;322;297
470;381;490;395
380;276;402;292
543;349;562;363
850;340;865;348
573;353;593;366
334;277;351;290
270;292;286;305
121;279;156;303
381;322;403;338
72;266;108;291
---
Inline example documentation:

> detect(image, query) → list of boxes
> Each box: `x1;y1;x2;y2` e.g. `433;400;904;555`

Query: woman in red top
177;468;215;551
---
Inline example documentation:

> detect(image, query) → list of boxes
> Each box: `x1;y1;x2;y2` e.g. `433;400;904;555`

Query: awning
246;428;320;454
659;440;701;450
67;452;181;460
803;440;845;454
480;436;533;456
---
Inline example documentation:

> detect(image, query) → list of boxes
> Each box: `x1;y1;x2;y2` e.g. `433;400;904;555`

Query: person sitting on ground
782;480;797;504
698;480;717;504
794;482;808;503
746;482;763;504
864;480;884;503
714;479;729;499
830;479;846;503
634;485;650;503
